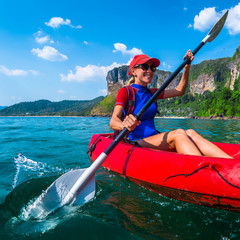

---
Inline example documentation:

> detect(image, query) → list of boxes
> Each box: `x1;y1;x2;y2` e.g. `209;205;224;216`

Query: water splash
5;205;80;237
5;154;87;236
12;153;65;189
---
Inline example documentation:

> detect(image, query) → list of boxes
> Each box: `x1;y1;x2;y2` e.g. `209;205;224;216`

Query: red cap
128;54;160;75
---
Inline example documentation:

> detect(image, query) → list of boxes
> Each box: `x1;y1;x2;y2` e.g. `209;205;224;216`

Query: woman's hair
126;64;137;86
126;76;135;86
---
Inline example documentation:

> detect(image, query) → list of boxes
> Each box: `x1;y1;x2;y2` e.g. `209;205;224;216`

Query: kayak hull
88;133;240;212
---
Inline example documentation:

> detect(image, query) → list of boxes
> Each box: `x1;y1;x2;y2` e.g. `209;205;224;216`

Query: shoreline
156;116;240;120
0;115;239;120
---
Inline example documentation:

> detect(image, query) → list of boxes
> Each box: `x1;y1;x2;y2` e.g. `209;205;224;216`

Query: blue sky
0;0;240;106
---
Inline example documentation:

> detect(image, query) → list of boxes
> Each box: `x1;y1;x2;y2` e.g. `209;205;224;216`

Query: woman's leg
138;129;203;156
185;129;233;159
138;129;233;158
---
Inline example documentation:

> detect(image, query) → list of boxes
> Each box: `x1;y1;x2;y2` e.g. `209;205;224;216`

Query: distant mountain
0;106;7;110
0;97;104;116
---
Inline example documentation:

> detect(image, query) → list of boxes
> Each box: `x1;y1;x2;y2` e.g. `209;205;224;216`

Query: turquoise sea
0;117;240;240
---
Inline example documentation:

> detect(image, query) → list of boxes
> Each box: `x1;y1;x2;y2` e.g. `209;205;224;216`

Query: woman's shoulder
116;87;128;106
119;85;138;95
118;86;128;95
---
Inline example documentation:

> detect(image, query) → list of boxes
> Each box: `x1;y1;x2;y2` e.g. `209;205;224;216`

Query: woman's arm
163;50;194;99
110;105;125;131
110;105;140;132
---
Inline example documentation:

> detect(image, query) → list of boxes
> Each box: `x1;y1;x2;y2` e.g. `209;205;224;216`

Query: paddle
27;10;228;220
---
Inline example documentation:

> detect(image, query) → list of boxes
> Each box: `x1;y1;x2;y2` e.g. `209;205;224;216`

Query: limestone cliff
228;46;240;90
188;57;232;95
189;73;216;95
106;67;182;94
106;65;130;95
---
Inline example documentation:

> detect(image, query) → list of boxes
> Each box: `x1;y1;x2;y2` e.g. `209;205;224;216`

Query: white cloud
0;65;27;76
60;62;122;82
113;43;143;56
225;3;240;35
45;17;82;29
193;7;221;32
36;36;49;44
162;62;172;70
184;7;188;11
34;31;54;44
0;65;39;76
31;46;68;61
83;41;89;45
36;36;53;44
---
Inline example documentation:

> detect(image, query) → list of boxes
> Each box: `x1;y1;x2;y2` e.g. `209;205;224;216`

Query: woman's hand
121;114;141;132
184;50;194;69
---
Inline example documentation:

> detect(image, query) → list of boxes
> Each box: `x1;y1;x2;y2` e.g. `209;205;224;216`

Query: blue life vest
115;84;159;141
128;84;158;141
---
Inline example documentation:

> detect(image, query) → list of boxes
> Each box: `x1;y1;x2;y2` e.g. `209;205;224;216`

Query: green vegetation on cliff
232;46;240;62
158;88;240;118
198;88;240;117
90;82;120;116
90;94;116;116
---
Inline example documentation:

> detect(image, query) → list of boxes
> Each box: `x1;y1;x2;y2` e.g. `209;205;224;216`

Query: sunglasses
134;63;157;72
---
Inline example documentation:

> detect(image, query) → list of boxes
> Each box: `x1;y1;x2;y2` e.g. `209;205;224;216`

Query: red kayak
88;133;240;212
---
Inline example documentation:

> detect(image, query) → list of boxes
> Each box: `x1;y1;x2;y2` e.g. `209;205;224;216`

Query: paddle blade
25;169;95;219
207;10;228;42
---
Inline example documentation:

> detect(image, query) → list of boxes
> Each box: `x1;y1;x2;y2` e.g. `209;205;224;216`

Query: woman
110;51;232;158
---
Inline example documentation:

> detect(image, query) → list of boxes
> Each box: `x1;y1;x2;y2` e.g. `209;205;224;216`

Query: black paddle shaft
104;41;205;156
135;41;205;120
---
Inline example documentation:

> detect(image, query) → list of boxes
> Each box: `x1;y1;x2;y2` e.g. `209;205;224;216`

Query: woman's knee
169;129;188;142
186;129;198;139
172;129;187;138
166;129;187;149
